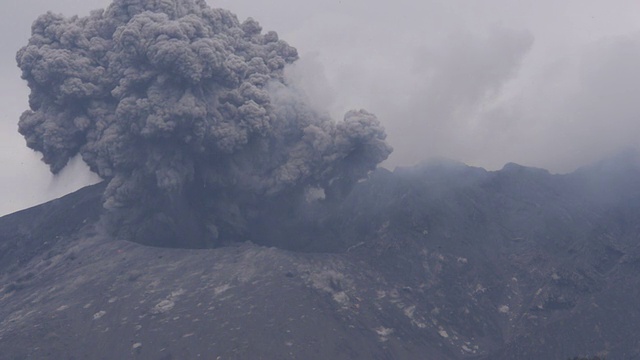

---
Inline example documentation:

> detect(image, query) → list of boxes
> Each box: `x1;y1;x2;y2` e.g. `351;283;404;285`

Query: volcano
2;153;640;359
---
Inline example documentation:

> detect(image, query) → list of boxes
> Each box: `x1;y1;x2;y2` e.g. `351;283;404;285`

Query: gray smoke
17;0;391;248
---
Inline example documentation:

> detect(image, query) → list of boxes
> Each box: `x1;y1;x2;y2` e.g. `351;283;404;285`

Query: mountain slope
2;154;640;359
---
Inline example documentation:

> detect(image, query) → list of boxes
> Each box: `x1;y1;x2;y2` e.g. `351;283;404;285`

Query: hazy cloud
479;32;640;171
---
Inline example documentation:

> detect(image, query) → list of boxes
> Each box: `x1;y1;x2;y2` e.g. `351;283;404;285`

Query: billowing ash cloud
17;0;391;248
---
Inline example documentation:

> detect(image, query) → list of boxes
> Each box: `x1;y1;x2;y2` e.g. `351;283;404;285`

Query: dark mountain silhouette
2;152;640;359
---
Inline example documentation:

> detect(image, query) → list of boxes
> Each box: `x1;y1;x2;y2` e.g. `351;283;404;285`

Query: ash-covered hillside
2;152;640;359
5;0;640;358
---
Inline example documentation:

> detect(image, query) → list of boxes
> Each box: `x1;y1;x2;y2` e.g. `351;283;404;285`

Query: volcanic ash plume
17;0;392;248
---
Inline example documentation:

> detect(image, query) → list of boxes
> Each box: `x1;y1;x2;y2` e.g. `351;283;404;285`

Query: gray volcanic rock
2;153;640;359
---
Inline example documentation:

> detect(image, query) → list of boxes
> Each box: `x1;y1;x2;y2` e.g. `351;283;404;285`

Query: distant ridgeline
4;153;640;254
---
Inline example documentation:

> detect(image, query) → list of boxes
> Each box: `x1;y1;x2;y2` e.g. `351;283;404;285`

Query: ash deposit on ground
17;0;391;249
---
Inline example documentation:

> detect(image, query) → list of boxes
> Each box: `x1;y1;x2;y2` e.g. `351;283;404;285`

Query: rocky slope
2;153;640;359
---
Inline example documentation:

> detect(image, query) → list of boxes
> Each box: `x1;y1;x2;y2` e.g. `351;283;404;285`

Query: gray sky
2;0;640;216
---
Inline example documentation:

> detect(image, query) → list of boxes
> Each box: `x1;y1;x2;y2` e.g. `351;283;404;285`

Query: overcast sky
2;0;640;216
